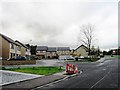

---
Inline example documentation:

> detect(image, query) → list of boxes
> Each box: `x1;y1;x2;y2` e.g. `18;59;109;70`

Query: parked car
59;55;75;60
66;56;75;60
80;56;84;58
0;56;2;60
100;54;104;57
8;56;26;60
16;56;26;60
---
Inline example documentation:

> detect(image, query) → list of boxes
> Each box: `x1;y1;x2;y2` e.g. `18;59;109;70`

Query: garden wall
2;60;36;65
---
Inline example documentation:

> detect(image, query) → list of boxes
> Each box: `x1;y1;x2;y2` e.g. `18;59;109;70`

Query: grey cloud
1;1;118;49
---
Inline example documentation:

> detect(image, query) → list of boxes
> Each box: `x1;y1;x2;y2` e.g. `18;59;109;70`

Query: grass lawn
113;55;120;59
2;66;63;75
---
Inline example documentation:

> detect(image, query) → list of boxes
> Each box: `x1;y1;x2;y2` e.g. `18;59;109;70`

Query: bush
2;67;6;70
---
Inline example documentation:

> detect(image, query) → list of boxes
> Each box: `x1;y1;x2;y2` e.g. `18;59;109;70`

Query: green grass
113;55;120;59
3;66;63;75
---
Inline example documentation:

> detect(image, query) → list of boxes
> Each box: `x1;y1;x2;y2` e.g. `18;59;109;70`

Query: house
74;45;88;57
70;49;75;56
0;34;21;60
110;49;120;55
57;47;70;56
15;40;31;59
47;47;57;59
36;46;48;59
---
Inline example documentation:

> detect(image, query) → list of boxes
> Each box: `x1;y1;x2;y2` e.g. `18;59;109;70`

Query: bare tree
79;24;95;56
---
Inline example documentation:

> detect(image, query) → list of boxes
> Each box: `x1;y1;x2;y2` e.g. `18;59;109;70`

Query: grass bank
2;66;63;75
113;55;120;59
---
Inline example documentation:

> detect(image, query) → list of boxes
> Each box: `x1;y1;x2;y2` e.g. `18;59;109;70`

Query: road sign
66;63;78;74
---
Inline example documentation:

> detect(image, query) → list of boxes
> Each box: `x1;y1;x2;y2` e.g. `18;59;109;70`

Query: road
34;57;119;90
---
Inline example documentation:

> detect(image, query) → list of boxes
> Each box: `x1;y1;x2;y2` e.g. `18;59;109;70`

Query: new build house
36;46;71;59
74;44;88;57
47;47;57;59
0;34;31;60
15;40;31;59
57;47;70;56
0;34;21;60
36;46;48;59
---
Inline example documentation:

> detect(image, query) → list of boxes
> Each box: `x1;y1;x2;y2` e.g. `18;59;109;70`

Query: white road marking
88;69;111;90
34;70;82;89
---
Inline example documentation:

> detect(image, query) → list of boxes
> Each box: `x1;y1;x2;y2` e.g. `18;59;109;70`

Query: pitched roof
0;33;19;46
36;46;48;51
15;40;28;48
47;47;57;52
57;47;70;51
75;44;88;51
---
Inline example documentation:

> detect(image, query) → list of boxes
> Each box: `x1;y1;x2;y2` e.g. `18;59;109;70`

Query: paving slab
1;70;43;86
2;74;66;90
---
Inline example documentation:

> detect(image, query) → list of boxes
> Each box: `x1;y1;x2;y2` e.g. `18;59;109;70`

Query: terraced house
0;34;31;60
15;40;31;59
57;47;70;56
36;46;48;59
47;47;57;59
0;34;21;60
36;46;71;59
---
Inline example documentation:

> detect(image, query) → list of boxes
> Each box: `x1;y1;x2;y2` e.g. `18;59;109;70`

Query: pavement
1;70;44;86
2;73;66;90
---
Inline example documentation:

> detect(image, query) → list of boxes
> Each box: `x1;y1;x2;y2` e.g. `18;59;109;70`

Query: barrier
66;63;78;74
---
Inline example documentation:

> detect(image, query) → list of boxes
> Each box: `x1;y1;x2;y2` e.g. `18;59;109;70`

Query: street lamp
29;40;32;60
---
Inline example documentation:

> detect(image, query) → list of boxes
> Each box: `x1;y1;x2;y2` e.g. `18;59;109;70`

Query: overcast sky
0;0;118;50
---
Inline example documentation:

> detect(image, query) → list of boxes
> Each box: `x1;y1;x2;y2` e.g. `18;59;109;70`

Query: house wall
21;47;26;56
47;52;57;58
26;48;31;56
36;51;47;59
9;43;17;59
75;46;88;57
1;36;10;60
57;51;70;56
0;36;2;57
15;45;21;56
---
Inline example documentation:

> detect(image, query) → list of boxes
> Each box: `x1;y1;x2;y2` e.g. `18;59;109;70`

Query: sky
0;0;118;51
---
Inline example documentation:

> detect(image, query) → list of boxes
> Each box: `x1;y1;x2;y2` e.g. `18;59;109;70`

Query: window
11;44;14;49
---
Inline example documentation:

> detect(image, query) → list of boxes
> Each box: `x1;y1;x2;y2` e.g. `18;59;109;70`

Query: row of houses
36;45;88;59
0;33;89;60
0;34;31;60
36;46;70;59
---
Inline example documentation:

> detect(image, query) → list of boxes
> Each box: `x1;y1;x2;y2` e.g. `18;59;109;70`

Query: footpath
2;71;67;90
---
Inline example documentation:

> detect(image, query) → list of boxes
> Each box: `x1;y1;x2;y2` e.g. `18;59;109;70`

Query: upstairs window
11;44;14;49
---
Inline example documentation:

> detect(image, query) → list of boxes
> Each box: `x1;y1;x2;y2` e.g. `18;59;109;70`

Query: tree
30;45;37;55
97;46;100;56
25;44;30;49
79;24;96;57
103;50;108;55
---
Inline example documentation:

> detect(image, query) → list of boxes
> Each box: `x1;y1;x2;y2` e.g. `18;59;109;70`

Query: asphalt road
34;57;119;90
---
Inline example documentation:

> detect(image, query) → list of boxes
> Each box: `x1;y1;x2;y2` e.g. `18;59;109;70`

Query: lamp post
29;40;32;60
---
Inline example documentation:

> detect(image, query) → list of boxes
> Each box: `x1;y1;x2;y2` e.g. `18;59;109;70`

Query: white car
80;56;84;58
0;56;2;60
